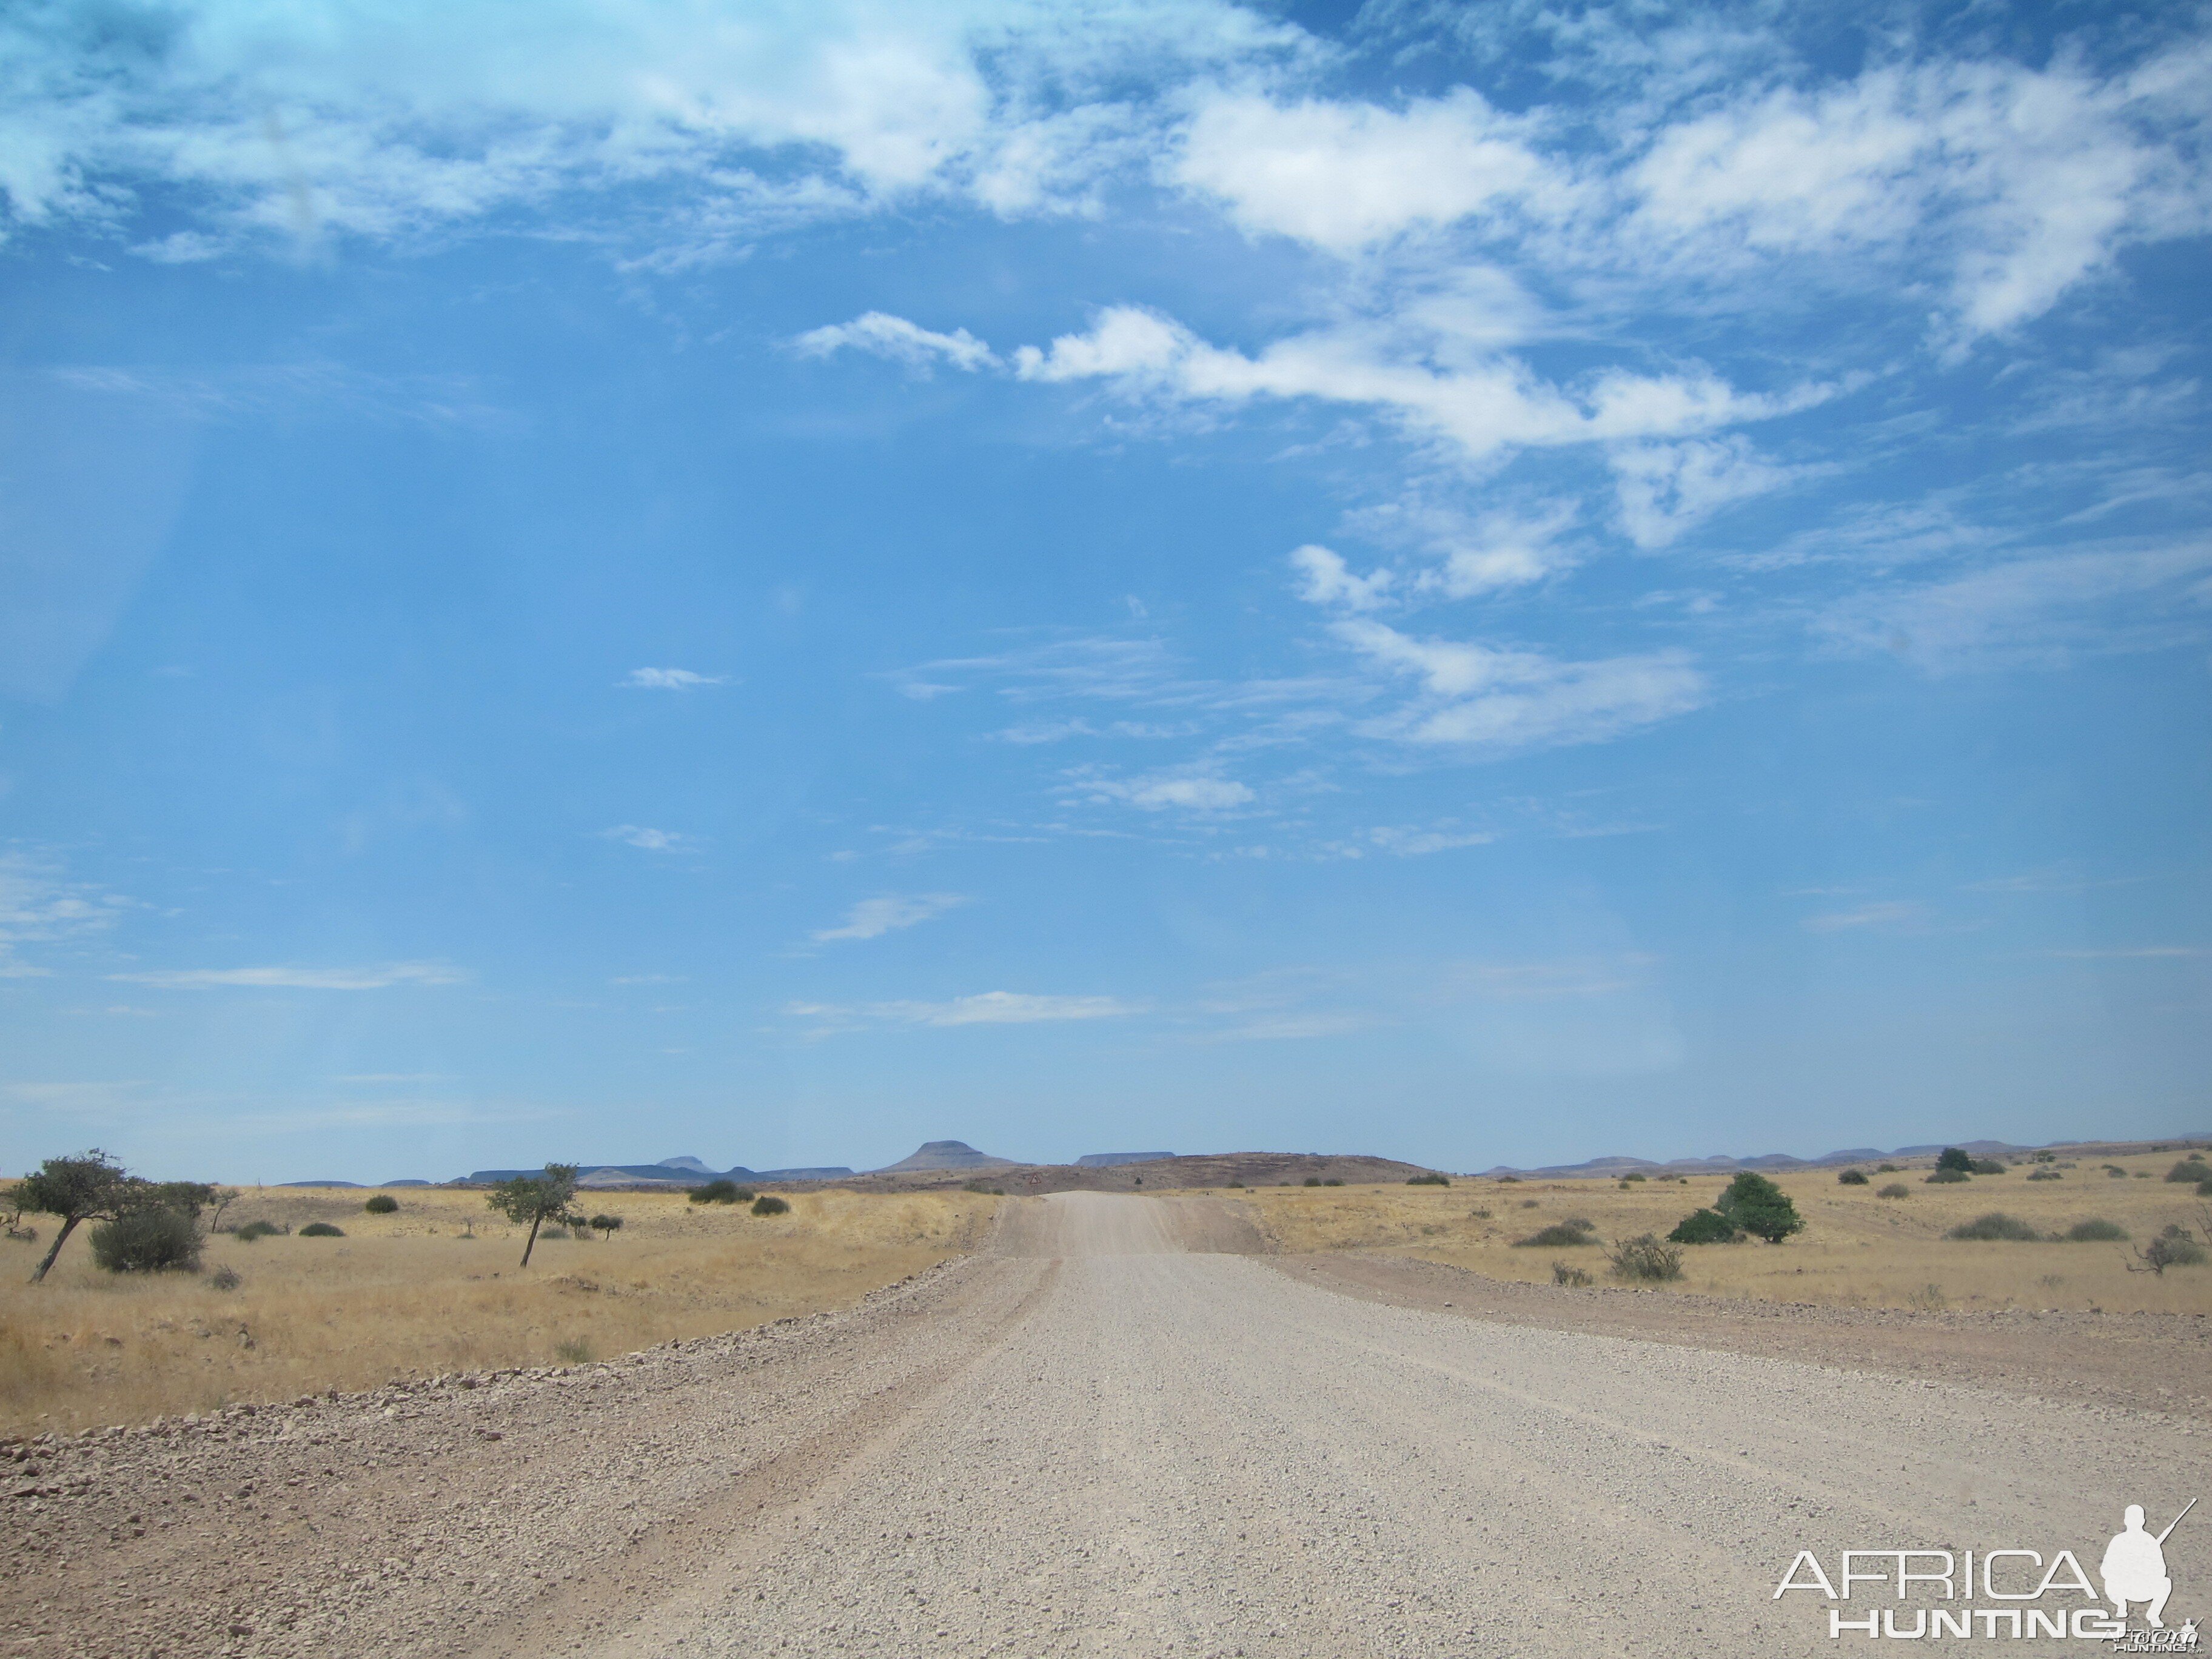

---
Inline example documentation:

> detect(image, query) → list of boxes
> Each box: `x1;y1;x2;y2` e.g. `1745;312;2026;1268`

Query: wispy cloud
787;991;1141;1031
598;825;700;853
622;668;727;689
110;962;468;990
1801;902;1926;934
0;853;132;977
795;312;996;374
811;893;970;943
1065;767;1255;813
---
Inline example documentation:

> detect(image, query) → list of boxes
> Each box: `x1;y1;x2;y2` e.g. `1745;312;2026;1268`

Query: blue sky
1;0;2207;1182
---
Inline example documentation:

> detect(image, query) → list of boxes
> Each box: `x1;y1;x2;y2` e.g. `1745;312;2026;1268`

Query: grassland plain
0;1185;996;1436
1234;1151;2212;1315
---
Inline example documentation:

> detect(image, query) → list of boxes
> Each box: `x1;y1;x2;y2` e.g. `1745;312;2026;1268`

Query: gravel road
10;1192;2207;1657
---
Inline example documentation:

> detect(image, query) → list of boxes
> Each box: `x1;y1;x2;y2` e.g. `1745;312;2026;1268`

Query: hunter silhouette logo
1775;1498;2197;1642
2105;1500;2193;1628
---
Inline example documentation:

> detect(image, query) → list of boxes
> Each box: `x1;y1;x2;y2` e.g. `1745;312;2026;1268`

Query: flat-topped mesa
874;1140;1017;1173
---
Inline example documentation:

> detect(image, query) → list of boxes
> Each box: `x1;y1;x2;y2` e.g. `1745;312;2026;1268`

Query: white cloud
788;990;1140;1028
812;893;969;942
1073;768;1254;812
622;667;727;689
1289;544;1393;611
1610;435;1789;549
1011;305;1823;463
110;962;467;990
0;853;129;977
794;311;997;373
1172;90;1570;253
598;825;699;852
1330;617;1707;752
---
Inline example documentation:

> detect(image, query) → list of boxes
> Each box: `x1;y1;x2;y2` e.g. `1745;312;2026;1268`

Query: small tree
16;1150;133;1282
90;1208;203;1273
1669;1207;1742;1244
207;1187;240;1231
1935;1147;1974;1174
588;1213;623;1239
486;1164;582;1267
1717;1171;1804;1244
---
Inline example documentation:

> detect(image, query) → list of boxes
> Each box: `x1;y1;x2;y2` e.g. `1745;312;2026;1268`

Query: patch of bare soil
1275;1250;2212;1421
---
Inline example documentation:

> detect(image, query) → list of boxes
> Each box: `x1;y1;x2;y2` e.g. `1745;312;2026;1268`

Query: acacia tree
16;1150;132;1282
1716;1171;1805;1244
486;1164;582;1267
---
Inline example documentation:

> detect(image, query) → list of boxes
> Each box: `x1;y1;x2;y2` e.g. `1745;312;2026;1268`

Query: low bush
1621;1171;1647;1183
2026;1168;2062;1181
2064;1218;2128;1242
751;1195;790;1216
2105;1165;2128;1178
1936;1148;1974;1174
297;1222;344;1238
2134;1228;2207;1274
1519;1198;1540;1208
554;1336;594;1364
1837;1168;1869;1185
89;1208;203;1273
1406;1173;1450;1186
1926;1168;1970;1184
1608;1233;1684;1282
209;1265;241;1290
1668;1208;1742;1244
1322;1178;1343;1187
363;1194;398;1214
1469;1207;1491;1219
2164;1159;2210;1183
1877;1183;1910;1198
1969;1158;2007;1175
538;1226;569;1239
1877;1162;1899;1173
1552;1262;1592;1287
235;1219;282;1239
691;1179;754;1205
588;1214;623;1236
1302;1176;1321;1187
1946;1212;2041;1242
1516;1221;1598;1248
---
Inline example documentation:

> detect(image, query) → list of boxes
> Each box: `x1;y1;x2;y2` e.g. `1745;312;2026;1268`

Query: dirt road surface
10;1192;2207;1657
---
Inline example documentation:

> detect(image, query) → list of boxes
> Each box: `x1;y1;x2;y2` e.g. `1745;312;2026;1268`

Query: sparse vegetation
2063;1219;2128;1242
2165;1159;2210;1183
1322;1178;1343;1187
2026;1168;2062;1181
1516;1220;1598;1248
1877;1184;1910;1199
554;1336;594;1364
751;1195;790;1216
1303;1177;1321;1187
1969;1158;2007;1175
364;1194;398;1214
2106;1165;2128;1178
1607;1233;1684;1282
1927;1168;1970;1184
235;1219;283;1240
1837;1168;1869;1185
210;1265;241;1290
89;1208;204;1273
2130;1227;2207;1275
1406;1173;1450;1186
1620;1171;1647;1182
1876;1163;1899;1173
1946;1212;2041;1242
1552;1262;1592;1287
689;1179;754;1205
297;1222;344;1238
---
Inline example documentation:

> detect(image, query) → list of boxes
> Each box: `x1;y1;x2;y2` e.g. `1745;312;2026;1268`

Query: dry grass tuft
1234;1159;2212;1316
0;1185;994;1436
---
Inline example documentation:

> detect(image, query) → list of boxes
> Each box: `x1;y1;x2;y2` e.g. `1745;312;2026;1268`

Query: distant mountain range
1472;1136;2207;1180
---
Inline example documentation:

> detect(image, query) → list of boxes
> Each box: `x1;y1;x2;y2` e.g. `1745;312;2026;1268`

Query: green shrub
2136;1228;2207;1273
2164;1159;2210;1183
1876;1163;1899;1173
1837;1169;1869;1185
1322;1178;1343;1187
1945;1212;2042;1241
588;1214;623;1236
1669;1208;1742;1244
235;1219;283;1240
1969;1158;2007;1175
691;1179;753;1205
1876;1183;1910;1199
1716;1171;1803;1243
1302;1176;1321;1187
538;1226;569;1239
2026;1168;2062;1181
554;1337;593;1364
1926;1168;1970;1184
89;1208;203;1272
363;1193;398;1214
210;1265;241;1290
1936;1147;1974;1173
1516;1221;1598;1248
1406;1173;1450;1186
1552;1262;1592;1287
751;1195;789;1216
297;1221;344;1238
2105;1165;2128;1178
2064;1218;2128;1242
1608;1233;1684;1282
1621;1171;1646;1182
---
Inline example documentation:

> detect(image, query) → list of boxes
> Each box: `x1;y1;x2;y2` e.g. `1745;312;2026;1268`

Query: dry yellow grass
1235;1155;2212;1315
0;1184;995;1437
